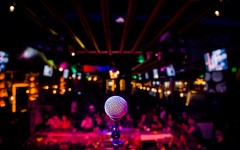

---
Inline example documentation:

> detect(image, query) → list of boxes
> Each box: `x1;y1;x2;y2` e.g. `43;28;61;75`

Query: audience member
121;113;134;128
93;113;104;131
150;114;164;131
178;111;189;125
209;130;228;150
45;114;61;129
165;113;175;129
59;115;71;129
184;116;203;149
101;112;114;130
138;113;151;131
159;105;167;121
187;117;203;141
80;114;93;132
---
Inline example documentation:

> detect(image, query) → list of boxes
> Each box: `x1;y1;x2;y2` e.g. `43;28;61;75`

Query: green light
132;75;137;79
71;65;77;73
200;74;204;78
138;54;144;63
231;67;237;73
86;75;89;79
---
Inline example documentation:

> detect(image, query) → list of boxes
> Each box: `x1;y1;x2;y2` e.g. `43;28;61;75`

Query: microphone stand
111;121;123;150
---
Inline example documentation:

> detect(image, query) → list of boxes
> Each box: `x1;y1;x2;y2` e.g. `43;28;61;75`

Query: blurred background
0;0;240;149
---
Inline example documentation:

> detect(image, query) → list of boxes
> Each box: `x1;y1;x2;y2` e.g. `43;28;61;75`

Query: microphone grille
104;96;128;120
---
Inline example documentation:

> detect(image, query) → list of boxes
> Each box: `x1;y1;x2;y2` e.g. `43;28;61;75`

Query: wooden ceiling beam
143;0;193;52
101;0;112;55
40;0;88;52
119;0;137;54
131;0;166;53
71;0;100;54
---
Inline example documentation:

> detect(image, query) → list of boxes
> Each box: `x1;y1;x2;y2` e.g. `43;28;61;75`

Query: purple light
159;31;170;42
160;67;166;72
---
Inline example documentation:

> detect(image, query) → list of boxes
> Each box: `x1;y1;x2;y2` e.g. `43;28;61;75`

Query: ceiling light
9;4;15;12
116;17;125;23
215;10;220;17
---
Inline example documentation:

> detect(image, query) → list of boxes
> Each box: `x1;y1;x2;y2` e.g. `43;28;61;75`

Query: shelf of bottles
0;72;7;107
59;77;66;95
28;74;39;101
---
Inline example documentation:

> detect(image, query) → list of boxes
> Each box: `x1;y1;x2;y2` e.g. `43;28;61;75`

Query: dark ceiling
1;0;240;77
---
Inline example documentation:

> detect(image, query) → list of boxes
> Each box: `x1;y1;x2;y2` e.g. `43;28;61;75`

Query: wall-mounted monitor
0;51;9;72
63;69;69;79
166;64;176;77
204;48;228;72
138;73;142;81
43;65;53;77
145;72;149;80
153;68;159;79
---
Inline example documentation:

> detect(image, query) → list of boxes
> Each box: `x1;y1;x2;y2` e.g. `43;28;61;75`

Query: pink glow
160;67;166;72
59;61;69;69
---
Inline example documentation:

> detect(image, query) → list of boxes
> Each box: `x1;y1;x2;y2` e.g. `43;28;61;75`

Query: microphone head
104;96;128;121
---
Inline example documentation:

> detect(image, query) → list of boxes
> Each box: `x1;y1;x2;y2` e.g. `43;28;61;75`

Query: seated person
101;112;114;130
150;114;164;131
45;114;61;129
185;117;203;149
93;113;104;131
59;115;71;129
137;113;151;131
187;117;203;140
121;113;134;128
80;114;93;132
165;113;175;128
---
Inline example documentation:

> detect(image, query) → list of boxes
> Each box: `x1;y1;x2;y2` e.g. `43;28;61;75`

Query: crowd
1;89;238;150
36;99;234;150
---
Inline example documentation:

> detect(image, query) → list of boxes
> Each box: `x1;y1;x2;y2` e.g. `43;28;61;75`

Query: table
140;131;173;142
24;128;173;149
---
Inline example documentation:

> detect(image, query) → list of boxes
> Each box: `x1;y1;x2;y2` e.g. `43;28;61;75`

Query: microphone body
104;96;128;150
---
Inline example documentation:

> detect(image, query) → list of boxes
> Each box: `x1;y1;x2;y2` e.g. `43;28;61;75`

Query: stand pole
111;121;123;150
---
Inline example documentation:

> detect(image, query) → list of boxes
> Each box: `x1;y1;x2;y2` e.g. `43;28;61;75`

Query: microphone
104;96;128;150
104;95;128;121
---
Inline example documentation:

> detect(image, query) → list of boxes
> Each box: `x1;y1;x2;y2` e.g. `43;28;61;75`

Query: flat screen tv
152;68;159;79
43;65;53;77
138;73;142;81
0;51;9;72
166;64;176;77
204;48;228;72
63;69;69;79
145;72;149;80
